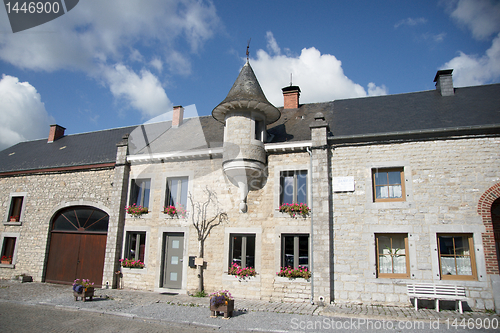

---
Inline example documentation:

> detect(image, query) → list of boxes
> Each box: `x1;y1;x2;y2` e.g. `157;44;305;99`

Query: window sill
121;267;147;274
275;276;310;283
0;263;15;269
223;273;260;282
273;211;311;219
126;213;151;219
162;214;188;220
3;221;22;226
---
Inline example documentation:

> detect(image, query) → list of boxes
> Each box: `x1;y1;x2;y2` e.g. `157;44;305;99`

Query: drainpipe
306;146;314;305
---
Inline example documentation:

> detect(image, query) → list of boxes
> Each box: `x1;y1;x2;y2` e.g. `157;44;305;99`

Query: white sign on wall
332;176;355;192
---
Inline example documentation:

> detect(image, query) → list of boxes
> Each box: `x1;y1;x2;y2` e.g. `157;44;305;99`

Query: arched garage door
45;206;108;287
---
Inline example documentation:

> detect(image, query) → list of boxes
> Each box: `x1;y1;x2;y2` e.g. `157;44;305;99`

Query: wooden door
45;206;108;287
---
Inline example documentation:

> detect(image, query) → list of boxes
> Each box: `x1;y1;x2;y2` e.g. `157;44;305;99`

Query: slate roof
0;126;135;174
269;83;500;143
1;82;498;174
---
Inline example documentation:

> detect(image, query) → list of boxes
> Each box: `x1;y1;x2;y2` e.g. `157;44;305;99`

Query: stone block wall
0;168;115;282
330;137;499;310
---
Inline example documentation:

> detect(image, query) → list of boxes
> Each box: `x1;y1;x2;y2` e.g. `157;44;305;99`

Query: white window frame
274;164;310;217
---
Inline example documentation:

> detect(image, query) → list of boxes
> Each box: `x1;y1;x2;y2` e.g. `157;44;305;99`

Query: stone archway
478;183;500;275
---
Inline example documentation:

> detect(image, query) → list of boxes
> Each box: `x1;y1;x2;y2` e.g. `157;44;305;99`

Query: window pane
142;181;150;208
378;236;391;254
441;257;457;275
376;186;389;199
246;236;255;268
298;236;309;268
388;185;402;198
393;255;407;274
180;178;188;208
439;236;455;255
167;179;178;206
387;171;401;185
296;172;308;204
9;197;23;219
1;237;16;258
455;236;469;255
374;172;388;185
231;236;242;266
282;175;294;204
379;255;392;273
456;257;472;275
283;236;294;267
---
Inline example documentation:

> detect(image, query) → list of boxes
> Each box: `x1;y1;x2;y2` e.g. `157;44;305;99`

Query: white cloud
103;64;172;118
0;75;54;151
442;32;500;86
441;0;500;86
250;32;387;106
0;0;219;116
394;17;427;28
447;0;500;40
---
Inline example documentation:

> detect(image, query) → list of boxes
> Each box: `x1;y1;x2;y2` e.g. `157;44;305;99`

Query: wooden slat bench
407;283;467;313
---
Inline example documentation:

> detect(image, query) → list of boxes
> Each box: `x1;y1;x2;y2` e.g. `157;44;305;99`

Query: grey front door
162;233;184;289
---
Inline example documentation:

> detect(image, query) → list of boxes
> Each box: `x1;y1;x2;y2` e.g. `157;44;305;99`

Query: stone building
1;63;499;312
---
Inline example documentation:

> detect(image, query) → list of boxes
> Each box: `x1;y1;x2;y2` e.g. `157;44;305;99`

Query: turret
212;61;280;212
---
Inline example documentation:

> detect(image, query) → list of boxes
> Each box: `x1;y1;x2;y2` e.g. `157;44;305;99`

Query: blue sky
1;0;499;151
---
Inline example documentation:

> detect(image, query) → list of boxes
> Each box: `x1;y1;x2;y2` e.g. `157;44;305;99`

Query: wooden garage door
45;206;108;287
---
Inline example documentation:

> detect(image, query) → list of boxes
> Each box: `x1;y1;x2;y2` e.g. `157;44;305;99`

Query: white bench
407;283;467;313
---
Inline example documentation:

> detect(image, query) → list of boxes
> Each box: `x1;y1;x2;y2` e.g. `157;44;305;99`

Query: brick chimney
434;69;454;96
172;105;184;128
282;85;301;109
48;124;65;143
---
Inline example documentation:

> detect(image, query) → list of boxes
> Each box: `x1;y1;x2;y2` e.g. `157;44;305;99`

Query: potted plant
1;256;12;264
72;279;95;301
279;203;310;218
9;216;19;222
276;266;311;279
210;290;234;318
163;204;187;218
228;262;256;279
126;204;148;217
119;258;145;268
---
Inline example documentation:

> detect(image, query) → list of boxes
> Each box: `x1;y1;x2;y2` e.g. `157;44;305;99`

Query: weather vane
246;38;251;61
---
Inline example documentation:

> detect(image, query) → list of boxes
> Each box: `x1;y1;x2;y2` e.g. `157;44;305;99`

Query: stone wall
330;137;500;310
0;168;115;281
122;151;313;302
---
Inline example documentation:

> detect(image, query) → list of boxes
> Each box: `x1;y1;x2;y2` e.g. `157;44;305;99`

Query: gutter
306;146;314;305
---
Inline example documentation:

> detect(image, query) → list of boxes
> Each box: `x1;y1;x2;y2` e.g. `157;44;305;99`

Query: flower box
210;299;234;319
9;216;19;222
73;287;95;302
1;260;11;265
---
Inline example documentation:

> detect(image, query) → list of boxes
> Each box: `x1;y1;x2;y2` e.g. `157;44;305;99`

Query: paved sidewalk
0;280;498;332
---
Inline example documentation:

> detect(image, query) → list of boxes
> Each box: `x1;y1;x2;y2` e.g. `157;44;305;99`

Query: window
376;233;409;278
280;170;307;205
125;232;146;262
165;177;188;209
1;236;16;265
229;234;255;269
255;118;265;141
8;197;23;222
130;179;151;208
372;168;405;202
438;234;477;280
282;234;309;269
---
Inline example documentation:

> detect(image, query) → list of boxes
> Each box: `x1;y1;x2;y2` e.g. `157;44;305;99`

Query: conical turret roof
212;61;281;124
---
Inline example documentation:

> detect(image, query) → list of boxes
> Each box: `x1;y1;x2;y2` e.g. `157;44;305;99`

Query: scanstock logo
4;0;79;33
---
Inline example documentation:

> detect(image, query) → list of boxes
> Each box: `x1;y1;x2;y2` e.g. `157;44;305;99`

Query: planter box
74;287;95;302
210;299;234;319
1;260;12;265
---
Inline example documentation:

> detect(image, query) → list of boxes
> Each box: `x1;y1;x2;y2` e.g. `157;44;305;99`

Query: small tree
189;187;228;293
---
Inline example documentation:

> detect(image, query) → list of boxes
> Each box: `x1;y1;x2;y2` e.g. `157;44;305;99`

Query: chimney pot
282;85;301;109
434;69;454;96
172;105;184;128
48;124;66;143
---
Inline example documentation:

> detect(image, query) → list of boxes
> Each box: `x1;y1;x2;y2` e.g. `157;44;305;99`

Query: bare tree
189;187;228;293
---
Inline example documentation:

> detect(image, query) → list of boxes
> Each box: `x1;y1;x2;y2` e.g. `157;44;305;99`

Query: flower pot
1;260;11;265
74;287;95;302
210;299;234;318
9;217;18;222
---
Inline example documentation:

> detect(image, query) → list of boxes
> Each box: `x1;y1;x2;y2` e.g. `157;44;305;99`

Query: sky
0;0;499;151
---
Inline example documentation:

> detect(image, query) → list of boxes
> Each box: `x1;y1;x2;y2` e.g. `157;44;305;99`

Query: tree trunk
197;239;204;292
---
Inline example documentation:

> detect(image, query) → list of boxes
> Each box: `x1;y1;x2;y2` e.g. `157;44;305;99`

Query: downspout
306;146;314;304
